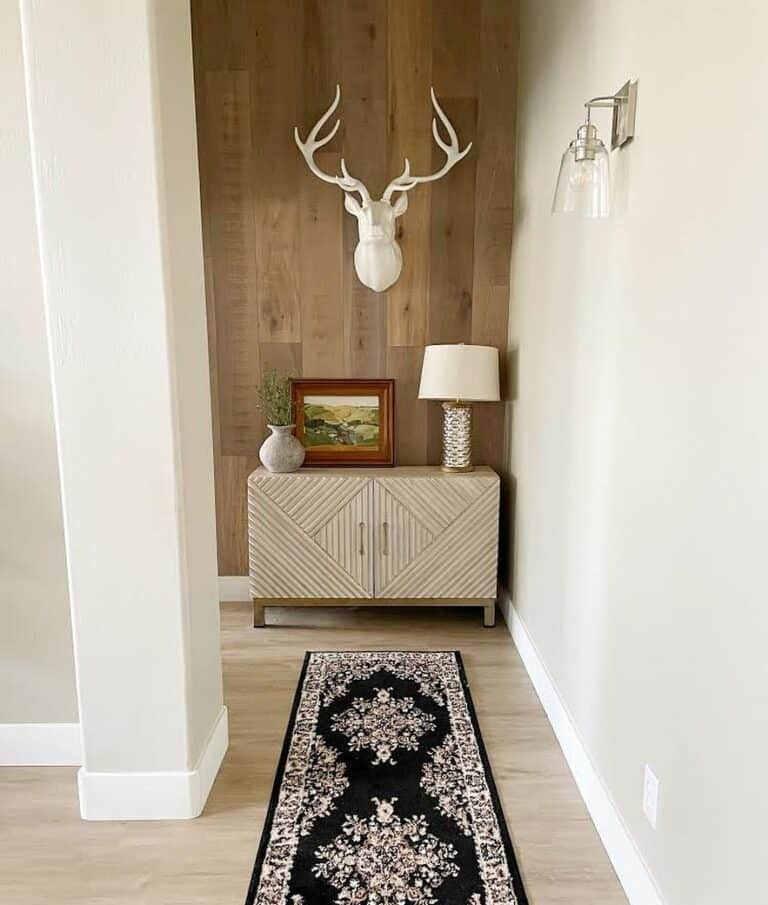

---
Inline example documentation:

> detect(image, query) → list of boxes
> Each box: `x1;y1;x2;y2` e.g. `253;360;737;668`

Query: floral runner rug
244;651;529;905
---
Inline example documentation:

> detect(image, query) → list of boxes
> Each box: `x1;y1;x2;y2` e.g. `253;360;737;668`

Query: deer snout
355;200;396;243
366;225;389;241
358;221;394;243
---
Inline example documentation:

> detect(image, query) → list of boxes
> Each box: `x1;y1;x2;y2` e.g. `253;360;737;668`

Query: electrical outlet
643;764;659;829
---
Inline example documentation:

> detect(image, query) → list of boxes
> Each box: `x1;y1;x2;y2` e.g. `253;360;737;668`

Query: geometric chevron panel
314;484;373;594
375;480;499;598
373;483;434;592
250;473;368;536
372;474;488;536
249;474;372;598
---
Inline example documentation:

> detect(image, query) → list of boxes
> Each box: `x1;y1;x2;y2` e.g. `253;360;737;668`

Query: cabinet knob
358;522;365;556
382;521;389;556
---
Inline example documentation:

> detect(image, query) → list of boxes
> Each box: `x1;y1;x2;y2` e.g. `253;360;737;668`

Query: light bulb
568;159;597;192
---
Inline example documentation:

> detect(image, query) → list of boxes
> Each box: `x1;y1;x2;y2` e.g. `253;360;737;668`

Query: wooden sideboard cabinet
248;465;500;627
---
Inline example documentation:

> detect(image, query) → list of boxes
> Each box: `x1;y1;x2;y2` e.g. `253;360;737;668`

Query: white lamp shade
418;344;500;402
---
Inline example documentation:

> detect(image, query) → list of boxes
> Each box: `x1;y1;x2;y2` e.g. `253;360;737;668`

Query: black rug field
245;651;529;905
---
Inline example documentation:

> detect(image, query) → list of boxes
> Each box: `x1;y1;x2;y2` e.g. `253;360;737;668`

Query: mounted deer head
294;85;472;293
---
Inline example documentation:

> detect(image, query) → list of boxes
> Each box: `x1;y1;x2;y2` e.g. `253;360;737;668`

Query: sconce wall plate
611;79;638;150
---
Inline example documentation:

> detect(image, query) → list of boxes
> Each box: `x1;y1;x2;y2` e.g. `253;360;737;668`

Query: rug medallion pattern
245;651;528;905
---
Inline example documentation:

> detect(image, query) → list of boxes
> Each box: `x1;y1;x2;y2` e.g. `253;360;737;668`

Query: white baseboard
498;590;663;905
218;575;250;602
77;705;228;820
0;722;82;766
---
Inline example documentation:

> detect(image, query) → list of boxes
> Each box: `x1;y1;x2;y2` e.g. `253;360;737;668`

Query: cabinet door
373;473;499;598
249;474;373;598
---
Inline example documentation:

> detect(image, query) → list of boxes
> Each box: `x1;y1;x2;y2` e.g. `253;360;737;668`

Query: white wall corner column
20;0;227;819
0;0;79;761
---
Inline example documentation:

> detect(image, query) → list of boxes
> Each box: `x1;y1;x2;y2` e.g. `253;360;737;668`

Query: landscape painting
291;379;395;466
302;395;380;448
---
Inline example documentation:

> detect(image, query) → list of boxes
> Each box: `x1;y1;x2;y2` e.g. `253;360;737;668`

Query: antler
382;88;472;202
294;85;371;204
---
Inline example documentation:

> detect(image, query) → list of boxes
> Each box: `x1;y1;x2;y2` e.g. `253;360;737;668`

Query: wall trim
218;575;250;602
77;705;228;820
0;721;82;766
498;590;664;905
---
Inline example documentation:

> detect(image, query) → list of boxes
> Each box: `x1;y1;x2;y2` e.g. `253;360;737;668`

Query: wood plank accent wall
191;0;518;574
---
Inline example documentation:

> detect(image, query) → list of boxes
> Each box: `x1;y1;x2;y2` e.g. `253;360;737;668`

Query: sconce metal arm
581;81;637;148
584;95;623;124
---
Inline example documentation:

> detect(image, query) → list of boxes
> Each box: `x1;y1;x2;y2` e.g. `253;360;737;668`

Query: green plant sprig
256;369;294;426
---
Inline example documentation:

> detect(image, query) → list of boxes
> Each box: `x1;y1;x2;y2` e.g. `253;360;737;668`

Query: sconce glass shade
552;133;610;218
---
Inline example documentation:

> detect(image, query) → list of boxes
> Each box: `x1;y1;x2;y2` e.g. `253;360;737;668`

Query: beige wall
0;0;77;724
508;2;768;903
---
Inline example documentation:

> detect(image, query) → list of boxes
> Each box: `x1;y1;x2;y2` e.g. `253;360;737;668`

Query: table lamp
418;344;500;472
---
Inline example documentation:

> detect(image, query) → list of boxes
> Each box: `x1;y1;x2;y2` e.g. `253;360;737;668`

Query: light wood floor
0;604;628;904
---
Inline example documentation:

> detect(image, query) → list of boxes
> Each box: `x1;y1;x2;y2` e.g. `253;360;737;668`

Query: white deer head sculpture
294;85;472;293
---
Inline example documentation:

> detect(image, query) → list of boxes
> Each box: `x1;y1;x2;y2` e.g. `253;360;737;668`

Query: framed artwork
291;379;395;467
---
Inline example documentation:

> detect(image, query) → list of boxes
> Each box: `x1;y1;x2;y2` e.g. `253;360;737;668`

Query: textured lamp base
441;402;473;472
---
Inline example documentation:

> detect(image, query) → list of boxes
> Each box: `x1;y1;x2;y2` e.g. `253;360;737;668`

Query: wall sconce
552;80;638;218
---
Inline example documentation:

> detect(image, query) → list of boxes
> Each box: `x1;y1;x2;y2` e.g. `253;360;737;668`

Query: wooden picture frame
291;379;395;467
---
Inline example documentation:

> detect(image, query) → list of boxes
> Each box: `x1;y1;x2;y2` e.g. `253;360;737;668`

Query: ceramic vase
259;424;305;473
